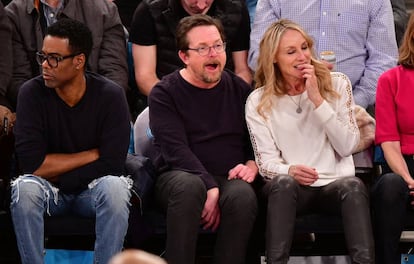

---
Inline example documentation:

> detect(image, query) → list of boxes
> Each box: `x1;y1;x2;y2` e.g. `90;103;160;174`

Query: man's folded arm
33;148;99;180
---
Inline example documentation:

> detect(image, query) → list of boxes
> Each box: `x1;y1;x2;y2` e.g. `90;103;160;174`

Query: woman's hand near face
288;164;319;185
297;64;323;108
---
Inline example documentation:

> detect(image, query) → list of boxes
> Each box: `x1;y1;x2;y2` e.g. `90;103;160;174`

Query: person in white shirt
248;0;398;109
245;19;374;264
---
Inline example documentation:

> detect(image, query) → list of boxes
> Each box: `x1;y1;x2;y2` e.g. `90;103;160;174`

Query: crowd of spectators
0;0;412;263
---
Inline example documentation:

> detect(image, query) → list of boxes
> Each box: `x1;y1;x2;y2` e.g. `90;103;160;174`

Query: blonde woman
245;19;374;264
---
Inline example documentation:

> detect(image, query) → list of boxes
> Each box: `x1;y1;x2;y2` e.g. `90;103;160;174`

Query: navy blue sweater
14;72;130;193
149;70;254;189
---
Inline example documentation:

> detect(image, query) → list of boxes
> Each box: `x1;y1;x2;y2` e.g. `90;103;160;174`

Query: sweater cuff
202;173;219;190
279;164;290;176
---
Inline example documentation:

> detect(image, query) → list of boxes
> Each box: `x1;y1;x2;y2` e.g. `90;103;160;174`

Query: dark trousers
155;170;258;264
371;172;408;264
262;175;374;264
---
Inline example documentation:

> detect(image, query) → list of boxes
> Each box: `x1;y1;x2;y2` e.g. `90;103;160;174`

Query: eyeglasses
186;42;226;56
36;52;80;68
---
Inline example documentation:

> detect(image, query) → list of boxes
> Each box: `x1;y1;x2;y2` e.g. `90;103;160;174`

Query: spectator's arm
0;3;12;98
33;149;99;180
313;74;360;157
381;141;413;185
99;1;129;91
58;86;131;191
232;50;252;84
352;0;398;108
5;9;34;108
248;0;280;71
245;93;290;179
132;43;159;96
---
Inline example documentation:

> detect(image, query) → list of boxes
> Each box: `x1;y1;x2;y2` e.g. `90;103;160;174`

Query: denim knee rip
87;175;133;190
123;175;144;215
88;175;133;208
11;174;59;216
12;175;133;216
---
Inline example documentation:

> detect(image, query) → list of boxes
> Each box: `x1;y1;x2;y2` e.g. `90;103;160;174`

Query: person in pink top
371;12;414;264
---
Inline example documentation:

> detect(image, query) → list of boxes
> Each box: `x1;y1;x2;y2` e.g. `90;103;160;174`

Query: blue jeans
10;175;131;264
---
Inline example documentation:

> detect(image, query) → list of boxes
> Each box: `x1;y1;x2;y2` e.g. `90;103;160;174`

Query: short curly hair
46;18;93;61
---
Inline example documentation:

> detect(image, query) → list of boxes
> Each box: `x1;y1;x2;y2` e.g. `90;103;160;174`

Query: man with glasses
129;0;252;98
11;18;131;264
148;14;258;264
36;52;82;68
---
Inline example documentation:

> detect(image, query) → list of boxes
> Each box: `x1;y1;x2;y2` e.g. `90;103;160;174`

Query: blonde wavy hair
254;19;338;118
399;12;414;68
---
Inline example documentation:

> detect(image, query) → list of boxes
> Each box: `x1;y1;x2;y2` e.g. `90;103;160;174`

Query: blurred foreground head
109;249;168;264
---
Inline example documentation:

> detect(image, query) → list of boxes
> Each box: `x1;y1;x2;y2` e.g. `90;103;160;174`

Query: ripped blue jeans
10;174;132;264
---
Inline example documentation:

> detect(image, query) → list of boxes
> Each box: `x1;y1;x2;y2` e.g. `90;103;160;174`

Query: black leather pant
155;170;258;264
263;175;374;264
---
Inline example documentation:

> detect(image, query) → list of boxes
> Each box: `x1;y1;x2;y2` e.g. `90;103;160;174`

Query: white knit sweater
246;72;360;186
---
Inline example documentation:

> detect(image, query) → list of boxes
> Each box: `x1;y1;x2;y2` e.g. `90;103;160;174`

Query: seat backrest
133;107;156;161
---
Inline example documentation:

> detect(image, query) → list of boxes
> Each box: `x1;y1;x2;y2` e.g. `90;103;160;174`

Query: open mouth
205;63;219;70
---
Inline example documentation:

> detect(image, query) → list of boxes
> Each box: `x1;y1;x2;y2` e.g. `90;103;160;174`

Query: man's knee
154;171;207;216
91;176;131;209
221;180;258;215
165;171;206;201
10;175;49;212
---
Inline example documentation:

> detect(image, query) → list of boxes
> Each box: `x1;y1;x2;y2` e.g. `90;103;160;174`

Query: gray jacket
6;0;129;108
0;2;12;107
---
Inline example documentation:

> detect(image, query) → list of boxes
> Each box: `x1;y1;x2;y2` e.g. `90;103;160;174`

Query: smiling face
178;25;226;88
40;35;81;89
275;29;312;82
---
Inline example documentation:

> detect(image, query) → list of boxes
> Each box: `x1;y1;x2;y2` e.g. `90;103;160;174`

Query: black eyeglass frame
36;52;81;68
186;42;226;56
